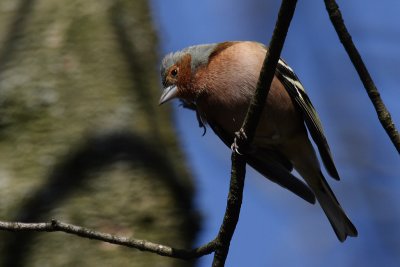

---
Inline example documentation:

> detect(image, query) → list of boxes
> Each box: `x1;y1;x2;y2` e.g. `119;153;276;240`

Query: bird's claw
231;128;248;155
230;142;243;155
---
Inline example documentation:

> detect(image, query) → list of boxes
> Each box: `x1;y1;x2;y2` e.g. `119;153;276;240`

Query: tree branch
0;220;216;260
212;0;298;266
1;1;395;266
0;1;300;266
242;0;298;142
324;0;400;153
211;153;247;267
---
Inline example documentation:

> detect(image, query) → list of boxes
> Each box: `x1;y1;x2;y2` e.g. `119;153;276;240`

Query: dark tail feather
247;155;316;204
208;122;316;204
313;172;357;242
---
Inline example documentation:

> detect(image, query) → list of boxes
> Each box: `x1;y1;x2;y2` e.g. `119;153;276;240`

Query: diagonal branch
242;0;298;143
324;0;400;153
0;1;301;266
0;220;216;260
211;0;299;266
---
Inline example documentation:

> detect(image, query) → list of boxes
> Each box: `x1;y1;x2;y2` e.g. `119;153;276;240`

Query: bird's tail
312;171;358;242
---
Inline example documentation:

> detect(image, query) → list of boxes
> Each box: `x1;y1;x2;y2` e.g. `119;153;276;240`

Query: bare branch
211;0;299;266
0;220;215;260
324;0;400;153
0;0;300;263
211;153;247;267
9;2;395;267
242;0;298;143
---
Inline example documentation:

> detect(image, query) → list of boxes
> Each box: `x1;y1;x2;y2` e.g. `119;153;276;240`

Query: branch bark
0;0;299;265
0;220;215;260
242;0;298;142
324;0;400;153
212;0;298;266
4;1;392;266
211;153;247;267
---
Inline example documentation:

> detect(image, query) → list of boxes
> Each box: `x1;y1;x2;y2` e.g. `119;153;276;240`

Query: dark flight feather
209;122;316;204
276;60;340;180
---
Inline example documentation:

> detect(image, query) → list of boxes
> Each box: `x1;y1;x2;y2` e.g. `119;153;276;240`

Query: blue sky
150;1;400;266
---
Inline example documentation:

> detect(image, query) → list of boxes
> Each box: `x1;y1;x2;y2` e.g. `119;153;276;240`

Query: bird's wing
275;59;340;180
208;121;316;204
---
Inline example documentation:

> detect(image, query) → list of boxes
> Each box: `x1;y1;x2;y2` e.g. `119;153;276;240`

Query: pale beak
159;85;178;105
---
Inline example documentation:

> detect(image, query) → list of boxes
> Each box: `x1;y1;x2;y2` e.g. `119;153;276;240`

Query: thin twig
0;220;216;260
324;0;400;153
211;0;299;266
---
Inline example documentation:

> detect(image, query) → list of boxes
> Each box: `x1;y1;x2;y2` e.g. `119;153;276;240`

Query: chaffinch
159;41;357;242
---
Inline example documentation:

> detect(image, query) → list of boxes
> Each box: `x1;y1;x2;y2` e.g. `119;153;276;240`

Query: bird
158;41;357;242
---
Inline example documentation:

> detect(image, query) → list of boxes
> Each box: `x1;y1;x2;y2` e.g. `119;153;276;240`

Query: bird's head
159;43;223;105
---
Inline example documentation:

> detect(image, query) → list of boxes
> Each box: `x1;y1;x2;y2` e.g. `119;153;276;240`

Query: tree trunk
0;0;198;266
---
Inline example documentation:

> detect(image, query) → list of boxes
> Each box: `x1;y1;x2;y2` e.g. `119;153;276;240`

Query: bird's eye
170;68;178;77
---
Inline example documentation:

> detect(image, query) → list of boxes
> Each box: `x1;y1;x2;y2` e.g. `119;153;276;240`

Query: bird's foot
231;128;251;155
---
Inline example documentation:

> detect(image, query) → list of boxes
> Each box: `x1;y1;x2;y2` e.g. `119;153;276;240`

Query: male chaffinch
159;41;357;242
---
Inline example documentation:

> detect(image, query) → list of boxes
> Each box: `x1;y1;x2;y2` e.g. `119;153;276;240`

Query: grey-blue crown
161;43;220;79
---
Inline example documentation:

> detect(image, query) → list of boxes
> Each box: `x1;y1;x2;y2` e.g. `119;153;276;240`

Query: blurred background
151;0;400;267
0;0;197;266
0;0;398;267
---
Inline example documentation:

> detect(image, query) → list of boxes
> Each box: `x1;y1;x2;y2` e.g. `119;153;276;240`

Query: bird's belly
201;104;296;145
254;107;304;146
197;81;304;146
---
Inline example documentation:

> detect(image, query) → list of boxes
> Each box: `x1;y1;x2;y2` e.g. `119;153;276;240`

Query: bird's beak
159;85;178;105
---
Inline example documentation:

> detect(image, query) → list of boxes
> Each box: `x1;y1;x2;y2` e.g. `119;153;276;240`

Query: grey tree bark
0;0;198;266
